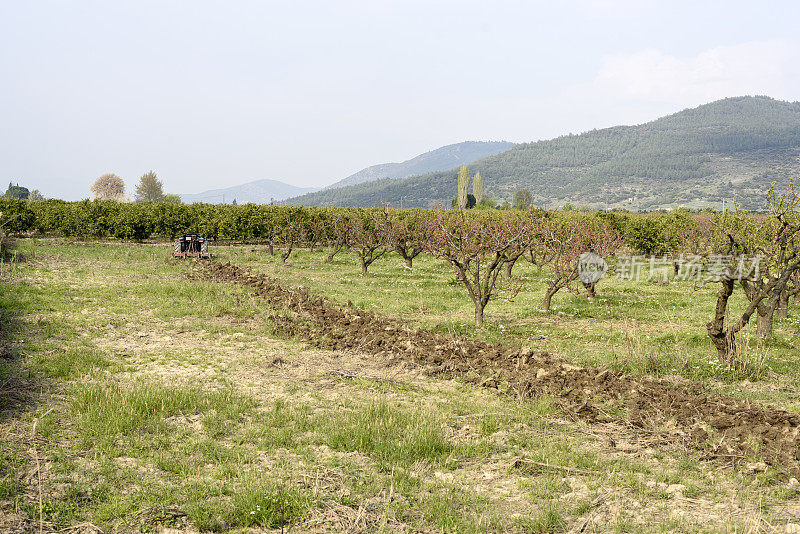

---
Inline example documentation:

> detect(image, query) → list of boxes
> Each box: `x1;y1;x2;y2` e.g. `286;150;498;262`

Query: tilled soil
202;261;800;477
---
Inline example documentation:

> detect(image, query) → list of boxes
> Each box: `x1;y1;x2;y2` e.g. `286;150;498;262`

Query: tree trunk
583;281;596;300
708;326;736;363
281;243;292;263
474;302;484;327
361;260;368;276
504;260;514;278
267;240;274;256
706;278;736;364
673;261;680;277
776;289;790;319
542;287;558;312
405;257;413;269
757;309;774;338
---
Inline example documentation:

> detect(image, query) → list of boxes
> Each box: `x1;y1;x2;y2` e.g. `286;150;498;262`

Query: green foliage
513;189;532;210
475;196;496;210
4;183;29;200
626;217;668;255
135;171;165;202
163;194;182;204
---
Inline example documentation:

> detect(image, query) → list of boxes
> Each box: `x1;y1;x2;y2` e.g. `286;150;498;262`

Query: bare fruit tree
425;210;530;327
706;184;800;365
386;209;429;268
539;215;622;311
325;212;350;263
347;209;389;276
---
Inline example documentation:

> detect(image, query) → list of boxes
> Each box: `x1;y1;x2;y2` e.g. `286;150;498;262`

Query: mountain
285;96;800;211
325;141;515;190
181;179;318;204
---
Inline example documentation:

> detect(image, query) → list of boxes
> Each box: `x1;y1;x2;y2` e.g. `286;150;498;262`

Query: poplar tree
473;171;484;204
457;165;470;209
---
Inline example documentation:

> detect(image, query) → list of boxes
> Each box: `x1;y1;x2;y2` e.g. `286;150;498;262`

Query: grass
323;399;454;467
0;238;798;532
69;379;255;449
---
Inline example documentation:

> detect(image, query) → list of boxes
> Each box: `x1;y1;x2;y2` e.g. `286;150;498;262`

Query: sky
2;0;800;200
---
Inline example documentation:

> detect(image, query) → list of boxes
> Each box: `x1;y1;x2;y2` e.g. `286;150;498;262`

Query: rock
785;524;800;534
745;461;767;474
520;346;534;359
666;484;686;496
789;477;799;488
559;476;590;501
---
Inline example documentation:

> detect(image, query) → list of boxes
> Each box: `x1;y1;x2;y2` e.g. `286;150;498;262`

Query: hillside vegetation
287;96;800;210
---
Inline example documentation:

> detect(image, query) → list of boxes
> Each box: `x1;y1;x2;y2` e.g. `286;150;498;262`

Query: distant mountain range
181;179;318;204
180;141;514;205
324;141;515;190
284;96;800;211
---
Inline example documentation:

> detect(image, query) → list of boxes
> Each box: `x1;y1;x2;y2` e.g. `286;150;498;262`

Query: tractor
172;234;212;259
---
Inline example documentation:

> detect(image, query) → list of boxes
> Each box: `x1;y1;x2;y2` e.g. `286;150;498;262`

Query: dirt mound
202;262;800;477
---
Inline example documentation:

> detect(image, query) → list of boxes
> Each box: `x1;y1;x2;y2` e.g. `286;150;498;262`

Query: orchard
2;187;799;370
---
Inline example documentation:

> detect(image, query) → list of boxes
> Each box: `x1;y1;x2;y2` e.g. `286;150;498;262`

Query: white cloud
577;40;800;108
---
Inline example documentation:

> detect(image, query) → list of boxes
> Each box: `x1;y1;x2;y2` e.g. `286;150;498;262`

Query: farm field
2;239;800;533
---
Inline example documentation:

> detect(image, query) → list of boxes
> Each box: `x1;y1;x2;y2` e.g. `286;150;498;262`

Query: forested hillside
286;96;800;210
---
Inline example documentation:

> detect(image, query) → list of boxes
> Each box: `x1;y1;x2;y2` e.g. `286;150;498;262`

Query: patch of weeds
477;412;502;435
30;346;112;381
227;478;311;529
323;399;453;467
24;482;104;529
243;398;312;449
70;379;255;450
515;501;566;533
0;441;25;499
614;517;635;532
419;484;487;533
518;474;570;501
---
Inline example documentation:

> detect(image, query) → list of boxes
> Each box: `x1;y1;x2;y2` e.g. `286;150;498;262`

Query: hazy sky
2;1;800;200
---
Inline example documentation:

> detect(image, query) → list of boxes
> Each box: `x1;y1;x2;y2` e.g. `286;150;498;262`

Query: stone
666;484;686;496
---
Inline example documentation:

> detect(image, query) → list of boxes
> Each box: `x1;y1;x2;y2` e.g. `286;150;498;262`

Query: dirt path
202;261;800;478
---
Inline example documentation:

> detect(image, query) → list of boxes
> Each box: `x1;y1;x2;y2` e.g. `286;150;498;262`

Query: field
2;238;800;533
